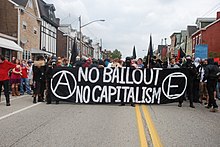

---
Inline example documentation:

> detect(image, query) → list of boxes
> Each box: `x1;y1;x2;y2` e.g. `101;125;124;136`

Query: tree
111;49;122;59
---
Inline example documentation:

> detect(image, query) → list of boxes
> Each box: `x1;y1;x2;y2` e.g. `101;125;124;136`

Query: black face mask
186;59;191;64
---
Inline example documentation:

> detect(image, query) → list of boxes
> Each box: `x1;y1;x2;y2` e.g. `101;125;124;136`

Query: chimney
217;11;220;20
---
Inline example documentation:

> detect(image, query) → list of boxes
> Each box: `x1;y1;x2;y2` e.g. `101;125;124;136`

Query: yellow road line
135;104;148;147
142;105;163;147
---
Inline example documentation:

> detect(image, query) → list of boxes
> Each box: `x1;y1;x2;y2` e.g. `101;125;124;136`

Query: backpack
209;65;220;80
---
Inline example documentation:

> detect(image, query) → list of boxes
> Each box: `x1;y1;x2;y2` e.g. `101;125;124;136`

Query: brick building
57;24;78;59
0;0;41;60
170;32;181;58
192;12;220;58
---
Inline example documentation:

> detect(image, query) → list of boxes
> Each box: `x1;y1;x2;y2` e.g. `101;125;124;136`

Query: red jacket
0;60;16;81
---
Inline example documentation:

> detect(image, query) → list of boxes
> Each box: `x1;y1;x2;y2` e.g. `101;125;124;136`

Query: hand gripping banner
50;67;188;104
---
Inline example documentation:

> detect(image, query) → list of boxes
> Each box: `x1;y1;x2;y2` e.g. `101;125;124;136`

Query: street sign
195;44;208;59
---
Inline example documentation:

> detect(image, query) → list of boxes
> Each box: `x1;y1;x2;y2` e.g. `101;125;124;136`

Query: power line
201;2;220;17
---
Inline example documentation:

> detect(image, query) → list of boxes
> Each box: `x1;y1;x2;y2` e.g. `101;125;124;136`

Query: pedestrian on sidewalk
20;60;32;95
10;59;22;96
0;55;16;106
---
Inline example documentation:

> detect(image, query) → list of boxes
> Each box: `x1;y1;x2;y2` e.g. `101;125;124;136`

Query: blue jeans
20;78;32;94
216;82;220;99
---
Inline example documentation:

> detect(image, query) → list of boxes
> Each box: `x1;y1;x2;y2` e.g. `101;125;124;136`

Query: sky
46;0;220;58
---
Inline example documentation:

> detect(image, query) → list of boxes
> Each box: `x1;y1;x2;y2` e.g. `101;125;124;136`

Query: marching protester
89;58;99;68
98;59;105;68
27;59;33;88
0;55;16;106
137;58;144;68
20;60;32;95
179;55;196;108
111;58;121;67
154;58;163;68
199;59;209;105
10;59;22;96
214;62;220;100
167;58;180;68
193;58;201;103
203;58;219;112
120;56;135;107
45;56;57;104
32;55;46;103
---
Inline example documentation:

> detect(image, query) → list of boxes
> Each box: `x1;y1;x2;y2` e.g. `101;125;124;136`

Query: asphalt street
0;95;219;147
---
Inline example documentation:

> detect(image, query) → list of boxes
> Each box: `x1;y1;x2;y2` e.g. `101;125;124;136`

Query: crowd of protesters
0;54;219;112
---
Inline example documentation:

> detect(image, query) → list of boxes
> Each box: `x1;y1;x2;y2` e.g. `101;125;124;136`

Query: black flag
145;35;153;68
148;35;153;57
70;38;78;65
132;45;137;59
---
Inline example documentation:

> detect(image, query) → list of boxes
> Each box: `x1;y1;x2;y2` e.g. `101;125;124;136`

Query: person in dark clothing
120;57;135;107
89;59;99;68
193;58;201;103
178;55;196;108
204;58;219;112
32;56;46;103
154;59;163;68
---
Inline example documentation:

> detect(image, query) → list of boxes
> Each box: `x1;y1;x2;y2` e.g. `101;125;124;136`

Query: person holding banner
32;56;46;103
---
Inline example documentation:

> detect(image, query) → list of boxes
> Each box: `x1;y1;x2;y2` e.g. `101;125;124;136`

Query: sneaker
178;103;182;107
210;108;218;112
6;103;11;106
190;104;195;108
205;105;211;109
131;104;135;107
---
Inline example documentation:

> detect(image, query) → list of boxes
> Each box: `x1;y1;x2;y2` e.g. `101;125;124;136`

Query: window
28;0;33;9
33;27;37;35
22;21;27;30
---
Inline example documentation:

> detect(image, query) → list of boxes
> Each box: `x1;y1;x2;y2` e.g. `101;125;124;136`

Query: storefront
0;37;23;61
30;48;53;60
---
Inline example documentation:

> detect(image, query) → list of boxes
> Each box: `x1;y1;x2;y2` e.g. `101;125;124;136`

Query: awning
30;48;53;56
0;37;23;52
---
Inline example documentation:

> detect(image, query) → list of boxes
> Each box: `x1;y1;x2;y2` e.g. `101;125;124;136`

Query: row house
0;0;41;60
93;43;102;59
57;24;77;59
179;30;187;53
37;0;59;57
192;12;220;58
169;17;216;58
0;0;59;60
76;32;94;59
169;32;181;58
57;23;101;60
186;26;197;55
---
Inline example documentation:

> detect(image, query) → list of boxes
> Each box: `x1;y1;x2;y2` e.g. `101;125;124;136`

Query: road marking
0;95;27;104
135;104;148;147
0;103;41;121
142;105;163;147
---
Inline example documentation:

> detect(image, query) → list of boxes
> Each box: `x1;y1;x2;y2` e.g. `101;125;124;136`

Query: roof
11;0;28;7
187;26;198;36
37;0;59;27
196;18;216;24
192;18;220;37
170;32;181;38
